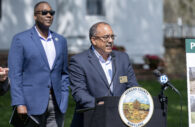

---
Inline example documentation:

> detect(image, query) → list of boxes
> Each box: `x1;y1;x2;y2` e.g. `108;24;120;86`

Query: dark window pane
87;0;104;16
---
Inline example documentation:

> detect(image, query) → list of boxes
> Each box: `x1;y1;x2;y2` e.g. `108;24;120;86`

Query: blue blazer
69;47;139;127
8;27;69;115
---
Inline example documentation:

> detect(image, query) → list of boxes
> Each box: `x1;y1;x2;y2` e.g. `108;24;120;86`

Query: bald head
89;22;111;40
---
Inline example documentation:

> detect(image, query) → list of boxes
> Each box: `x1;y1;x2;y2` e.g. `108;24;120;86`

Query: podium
83;96;167;127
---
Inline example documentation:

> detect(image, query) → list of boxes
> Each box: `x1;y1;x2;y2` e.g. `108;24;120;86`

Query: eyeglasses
35;10;55;16
94;34;116;41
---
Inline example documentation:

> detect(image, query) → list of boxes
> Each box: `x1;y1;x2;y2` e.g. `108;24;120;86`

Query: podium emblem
118;87;154;127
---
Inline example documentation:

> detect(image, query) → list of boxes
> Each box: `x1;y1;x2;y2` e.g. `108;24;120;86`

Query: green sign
186;39;195;53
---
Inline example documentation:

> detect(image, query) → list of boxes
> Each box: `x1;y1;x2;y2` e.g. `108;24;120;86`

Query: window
0;0;1;20
87;0;104;16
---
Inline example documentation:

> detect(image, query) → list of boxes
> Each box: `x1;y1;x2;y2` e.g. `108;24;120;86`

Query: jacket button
48;85;50;88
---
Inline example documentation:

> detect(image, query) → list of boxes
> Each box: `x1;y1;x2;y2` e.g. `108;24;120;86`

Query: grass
0;80;188;127
191;112;195;123
139;80;188;127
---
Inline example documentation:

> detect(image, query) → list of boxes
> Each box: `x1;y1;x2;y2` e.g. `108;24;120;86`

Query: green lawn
0;80;188;127
191;112;195;123
139;80;188;127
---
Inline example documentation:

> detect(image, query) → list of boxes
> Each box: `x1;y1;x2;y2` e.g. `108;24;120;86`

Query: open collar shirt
92;46;113;92
35;26;56;70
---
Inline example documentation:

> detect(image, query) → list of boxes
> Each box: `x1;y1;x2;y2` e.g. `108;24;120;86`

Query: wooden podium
83;96;167;127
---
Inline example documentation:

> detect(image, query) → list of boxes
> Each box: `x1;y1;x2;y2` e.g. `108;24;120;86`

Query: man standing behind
8;1;69;127
0;67;9;96
69;22;139;127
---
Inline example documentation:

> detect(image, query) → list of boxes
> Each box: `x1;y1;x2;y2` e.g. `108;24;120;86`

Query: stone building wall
163;0;195;78
164;38;186;78
164;0;195;25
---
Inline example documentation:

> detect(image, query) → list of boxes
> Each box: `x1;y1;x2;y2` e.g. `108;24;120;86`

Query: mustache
106;42;113;47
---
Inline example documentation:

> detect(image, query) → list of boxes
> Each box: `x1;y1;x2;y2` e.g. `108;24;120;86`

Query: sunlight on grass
170;104;187;110
191;112;195;123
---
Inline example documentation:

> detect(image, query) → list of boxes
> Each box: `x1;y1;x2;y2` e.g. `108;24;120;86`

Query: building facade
0;0;163;64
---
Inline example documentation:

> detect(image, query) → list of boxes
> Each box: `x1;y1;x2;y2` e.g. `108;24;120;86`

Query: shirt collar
92;46;112;63
34;26;52;41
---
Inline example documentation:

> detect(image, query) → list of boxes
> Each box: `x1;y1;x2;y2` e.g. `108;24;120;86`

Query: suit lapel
51;32;60;70
30;27;50;69
88;48;110;89
111;52;117;94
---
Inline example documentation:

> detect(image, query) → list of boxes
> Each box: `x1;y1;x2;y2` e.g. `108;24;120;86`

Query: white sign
186;39;195;127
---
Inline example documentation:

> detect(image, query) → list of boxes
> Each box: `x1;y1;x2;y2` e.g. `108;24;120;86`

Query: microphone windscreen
153;69;161;77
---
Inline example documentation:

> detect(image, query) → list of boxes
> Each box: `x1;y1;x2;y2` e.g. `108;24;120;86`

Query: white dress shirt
93;47;113;92
35;27;56;69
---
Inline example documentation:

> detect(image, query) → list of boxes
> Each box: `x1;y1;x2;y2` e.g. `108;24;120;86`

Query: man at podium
69;22;139;127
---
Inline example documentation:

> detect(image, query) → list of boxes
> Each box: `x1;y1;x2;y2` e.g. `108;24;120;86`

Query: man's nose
108;36;114;42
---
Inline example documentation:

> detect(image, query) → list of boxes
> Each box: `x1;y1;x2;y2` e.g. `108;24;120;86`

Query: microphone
153;69;161;77
153;70;183;127
153;69;181;95
111;52;116;58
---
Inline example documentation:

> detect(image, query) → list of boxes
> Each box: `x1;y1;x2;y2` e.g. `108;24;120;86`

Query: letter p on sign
191;42;195;49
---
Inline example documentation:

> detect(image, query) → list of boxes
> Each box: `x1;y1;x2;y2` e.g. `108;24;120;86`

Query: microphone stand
153;69;182;126
158;84;168;116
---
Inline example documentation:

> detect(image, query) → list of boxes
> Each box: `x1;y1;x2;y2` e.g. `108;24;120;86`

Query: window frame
86;0;105;16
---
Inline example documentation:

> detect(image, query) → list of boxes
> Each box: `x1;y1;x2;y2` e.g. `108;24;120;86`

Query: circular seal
118;87;154;127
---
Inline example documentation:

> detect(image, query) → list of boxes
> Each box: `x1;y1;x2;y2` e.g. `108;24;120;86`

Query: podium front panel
84;96;167;127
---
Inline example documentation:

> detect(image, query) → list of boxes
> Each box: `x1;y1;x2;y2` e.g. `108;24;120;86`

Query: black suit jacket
0;78;9;96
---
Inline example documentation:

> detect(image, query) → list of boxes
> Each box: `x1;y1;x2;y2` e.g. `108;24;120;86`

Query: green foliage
0;91;12;127
0;80;188;127
140;104;150;111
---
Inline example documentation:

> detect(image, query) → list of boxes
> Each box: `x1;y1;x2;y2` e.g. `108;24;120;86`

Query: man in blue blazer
69;22;139;127
8;1;69;127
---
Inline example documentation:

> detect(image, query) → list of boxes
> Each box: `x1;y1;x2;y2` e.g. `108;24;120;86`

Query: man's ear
91;37;96;46
34;15;37;21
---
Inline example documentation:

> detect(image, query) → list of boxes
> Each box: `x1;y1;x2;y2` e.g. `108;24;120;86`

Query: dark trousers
26;94;65;127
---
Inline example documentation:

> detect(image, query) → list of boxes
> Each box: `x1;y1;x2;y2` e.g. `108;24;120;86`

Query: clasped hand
0;67;9;82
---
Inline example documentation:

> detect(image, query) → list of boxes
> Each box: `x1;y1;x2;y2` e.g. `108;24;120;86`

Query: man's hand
17;105;28;114
17;105;28;120
0;67;9;82
97;101;104;105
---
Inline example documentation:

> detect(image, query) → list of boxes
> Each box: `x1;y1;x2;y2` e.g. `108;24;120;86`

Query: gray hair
89;22;110;40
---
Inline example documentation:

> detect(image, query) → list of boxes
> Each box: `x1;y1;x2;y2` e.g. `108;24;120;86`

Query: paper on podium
9;107;39;127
